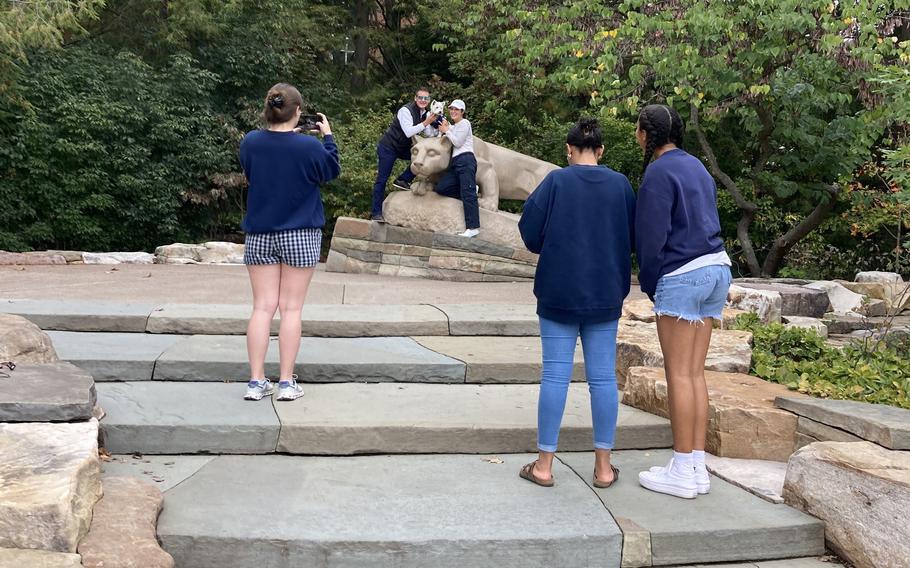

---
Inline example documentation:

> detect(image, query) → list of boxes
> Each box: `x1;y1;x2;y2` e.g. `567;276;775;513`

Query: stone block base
327;217;536;282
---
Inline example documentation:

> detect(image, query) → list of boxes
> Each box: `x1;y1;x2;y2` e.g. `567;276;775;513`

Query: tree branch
760;184;841;276
690;104;762;275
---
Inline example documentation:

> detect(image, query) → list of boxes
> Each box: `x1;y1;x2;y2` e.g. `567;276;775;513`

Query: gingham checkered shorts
243;228;322;268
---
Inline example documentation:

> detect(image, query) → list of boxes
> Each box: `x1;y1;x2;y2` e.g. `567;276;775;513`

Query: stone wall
326;217;537;282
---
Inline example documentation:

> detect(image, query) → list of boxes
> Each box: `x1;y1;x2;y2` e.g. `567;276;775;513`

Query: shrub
733;313;910;409
0;46;236;252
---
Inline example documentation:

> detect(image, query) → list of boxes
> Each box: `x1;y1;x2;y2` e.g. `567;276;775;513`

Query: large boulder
783;441;910;568
155;242;244;264
855;271;904;284
623;367;802;461
840;281;910;314
383;191;524;250
804;280;865;316
0;313;58;363
0;420;102;552
78;477;175;568
622;298;745;329
82;252;154;265
732;281;829;318
781;316;828;338
726;284;782;324
0;251;67;265
0;548;83;567
615;320;753;387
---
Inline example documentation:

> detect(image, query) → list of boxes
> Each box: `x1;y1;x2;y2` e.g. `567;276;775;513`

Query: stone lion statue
408;135;559;211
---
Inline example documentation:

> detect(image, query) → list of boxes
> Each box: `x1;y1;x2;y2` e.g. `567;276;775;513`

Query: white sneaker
639;458;697;499
649;459;710;494
276;375;304;401
244;379;274;401
695;462;710;494
457;228;479;238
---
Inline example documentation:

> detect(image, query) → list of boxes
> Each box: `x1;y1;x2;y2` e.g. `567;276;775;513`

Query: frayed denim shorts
653;264;732;322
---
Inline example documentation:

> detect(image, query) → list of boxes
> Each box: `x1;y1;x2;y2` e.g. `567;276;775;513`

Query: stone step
0;362;96;422
134;451;824;568
3;299;538;336
49;331;584;383
96;382;672;455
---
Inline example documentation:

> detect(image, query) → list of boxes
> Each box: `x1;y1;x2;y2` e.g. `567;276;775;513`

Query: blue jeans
537;317;619;452
433;153;479;229
371;143;416;217
654;265;732;322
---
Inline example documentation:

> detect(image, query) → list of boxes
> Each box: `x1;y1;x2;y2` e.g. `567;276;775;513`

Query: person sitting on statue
370;86;439;222
433;99;480;238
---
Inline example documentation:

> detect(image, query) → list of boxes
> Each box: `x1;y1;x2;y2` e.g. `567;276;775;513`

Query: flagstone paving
97;382;671;455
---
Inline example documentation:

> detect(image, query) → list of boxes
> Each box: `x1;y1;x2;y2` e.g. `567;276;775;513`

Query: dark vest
379;101;425;156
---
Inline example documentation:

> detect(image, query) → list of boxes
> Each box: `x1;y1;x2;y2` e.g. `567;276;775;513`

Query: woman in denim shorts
239;83;340;402
633;105;732;499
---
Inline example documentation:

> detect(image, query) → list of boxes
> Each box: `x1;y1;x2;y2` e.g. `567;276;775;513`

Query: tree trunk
350;0;369;92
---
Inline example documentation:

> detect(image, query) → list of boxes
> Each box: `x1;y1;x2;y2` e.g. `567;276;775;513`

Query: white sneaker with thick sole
650;460;711;494
244;379;274;401
695;462;710;494
639;458;698;499
276;375;305;401
457;228;480;238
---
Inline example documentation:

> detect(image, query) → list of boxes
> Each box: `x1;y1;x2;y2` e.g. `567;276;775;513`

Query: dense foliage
734;313;910;409
0;0;908;279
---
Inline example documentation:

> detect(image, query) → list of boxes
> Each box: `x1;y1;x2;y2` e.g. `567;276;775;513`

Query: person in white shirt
434;99;480;238
371;87;439;222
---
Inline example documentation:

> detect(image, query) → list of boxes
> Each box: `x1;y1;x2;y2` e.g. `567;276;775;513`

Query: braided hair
638;105;684;171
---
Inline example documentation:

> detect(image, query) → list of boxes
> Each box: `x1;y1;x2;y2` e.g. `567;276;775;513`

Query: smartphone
299;114;322;131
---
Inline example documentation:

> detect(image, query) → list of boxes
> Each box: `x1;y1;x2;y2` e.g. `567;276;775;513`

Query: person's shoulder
241;129;266;143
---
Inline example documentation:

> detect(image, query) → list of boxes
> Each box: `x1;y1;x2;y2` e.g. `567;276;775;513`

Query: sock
673;451;694;469
692;450;706;466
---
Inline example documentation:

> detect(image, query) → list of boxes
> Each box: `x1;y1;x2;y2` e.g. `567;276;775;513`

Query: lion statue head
409;136;452;181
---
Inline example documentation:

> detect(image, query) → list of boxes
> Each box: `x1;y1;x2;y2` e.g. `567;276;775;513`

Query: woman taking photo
240;83;340;402
634;104;732;499
517;118;636;488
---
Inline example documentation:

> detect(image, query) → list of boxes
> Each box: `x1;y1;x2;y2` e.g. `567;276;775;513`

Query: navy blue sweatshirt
519;165;636;324
635;149;725;299
240;130;341;233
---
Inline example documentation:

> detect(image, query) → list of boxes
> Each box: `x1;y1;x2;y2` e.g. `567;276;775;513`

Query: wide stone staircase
2;298;827;568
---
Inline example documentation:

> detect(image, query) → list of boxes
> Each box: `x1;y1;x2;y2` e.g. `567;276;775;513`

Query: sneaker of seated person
276;374;305;401
392;179;411;191
244;379;274;401
370;214;385;223
457;228;480;238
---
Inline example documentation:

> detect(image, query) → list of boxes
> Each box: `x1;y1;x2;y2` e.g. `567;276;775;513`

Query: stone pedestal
326;216;537;282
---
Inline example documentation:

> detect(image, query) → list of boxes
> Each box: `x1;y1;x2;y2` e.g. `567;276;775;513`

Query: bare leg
247;265;281;379
533;451;555;481
690;319;714;451
594;449;615;484
655;316;700;453
277;264;316;381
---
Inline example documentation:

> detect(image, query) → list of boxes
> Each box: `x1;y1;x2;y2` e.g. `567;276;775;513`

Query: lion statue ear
439;136;453;151
411;136;420;146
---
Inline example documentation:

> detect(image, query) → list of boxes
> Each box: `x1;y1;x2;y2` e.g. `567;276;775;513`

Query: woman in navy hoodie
634;105;732;499
239;83;340;403
517;118;636;488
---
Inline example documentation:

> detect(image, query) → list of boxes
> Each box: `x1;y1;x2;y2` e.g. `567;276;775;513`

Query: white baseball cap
449;99;466;111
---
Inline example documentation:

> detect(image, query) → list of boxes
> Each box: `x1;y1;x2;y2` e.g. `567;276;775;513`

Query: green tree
435;0;910;276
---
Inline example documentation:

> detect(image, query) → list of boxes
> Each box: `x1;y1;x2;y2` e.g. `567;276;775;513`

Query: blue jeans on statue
371;143;416;217
537;316;619;453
